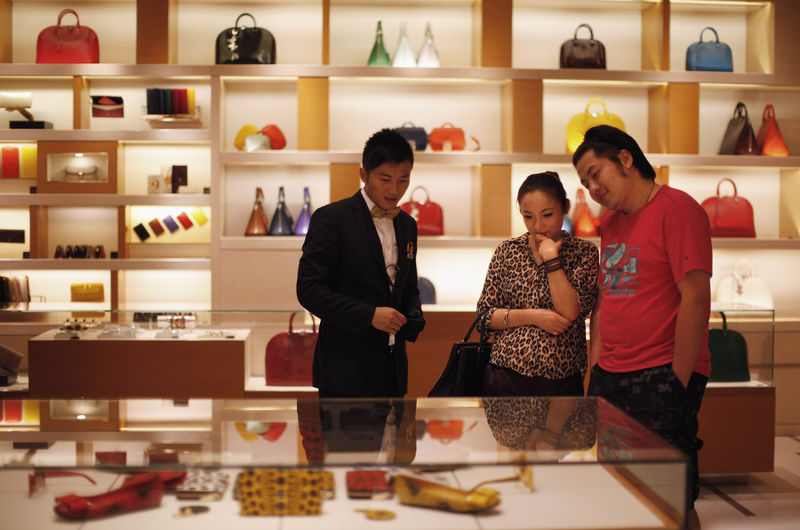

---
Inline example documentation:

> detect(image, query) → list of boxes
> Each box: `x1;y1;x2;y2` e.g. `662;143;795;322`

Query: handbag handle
699;27;720;43
732;102;748;119
715;177;739;198
409;186;431;205
400;121;418;128
732;258;755;283
573;23;595;40
584;96;609;117
438;122;455;129
289;311;317;334
463;313;488;344
276;186;286;203
762;104;775;121
57;9;81;28
235;13;257;29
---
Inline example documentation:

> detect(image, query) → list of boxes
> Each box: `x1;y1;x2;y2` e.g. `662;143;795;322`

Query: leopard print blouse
477;232;599;380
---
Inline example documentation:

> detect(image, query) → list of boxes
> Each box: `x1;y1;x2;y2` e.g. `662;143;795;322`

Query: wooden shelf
0;193;211;207
0;258;210;271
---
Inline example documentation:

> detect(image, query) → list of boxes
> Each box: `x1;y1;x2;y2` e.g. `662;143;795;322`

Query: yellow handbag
236;469;334;516
566;97;626;154
69;283;105;302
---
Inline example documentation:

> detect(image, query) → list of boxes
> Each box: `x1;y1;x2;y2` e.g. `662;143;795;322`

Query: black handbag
708;312;750;382
718;102;758;155
215;13;276;64
395;122;428;151
428;314;491;397
559;24;606;69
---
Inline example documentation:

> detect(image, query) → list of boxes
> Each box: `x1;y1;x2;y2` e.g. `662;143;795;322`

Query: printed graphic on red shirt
601;243;640;297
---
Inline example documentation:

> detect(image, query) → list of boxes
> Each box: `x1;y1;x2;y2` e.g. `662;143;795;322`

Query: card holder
133;223;150;241
190;207;208;226
162;216;180;233
346;470;394;499
148;218;165;236
177;212;193;229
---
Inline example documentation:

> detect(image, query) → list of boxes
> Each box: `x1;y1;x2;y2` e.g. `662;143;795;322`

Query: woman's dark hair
571;125;656;180
362;128;414;174
517;171;570;214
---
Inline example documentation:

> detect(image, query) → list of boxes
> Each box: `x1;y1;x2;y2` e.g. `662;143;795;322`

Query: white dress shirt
361;188;398;346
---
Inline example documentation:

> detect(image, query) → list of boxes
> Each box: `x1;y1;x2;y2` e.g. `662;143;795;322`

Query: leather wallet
162;216;180;233
177;212;193;229
148;218;165;236
133;223;150;241
190;207;208;226
346;470;393;499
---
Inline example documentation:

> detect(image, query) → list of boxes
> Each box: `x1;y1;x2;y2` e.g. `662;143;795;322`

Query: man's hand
372;307;407;334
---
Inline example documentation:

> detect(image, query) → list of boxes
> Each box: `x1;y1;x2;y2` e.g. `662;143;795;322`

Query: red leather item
124;470;186;490
261;124;287;150
571;189;599;237
54;472;164;519
428;123;479;151
36;9;99;64
3;400;22;422
756;104;789;157
399;186;444;235
1;147;20;179
346;470;394;499
261;422;288;442
701;178;756;237
176;211;193;229
265;312;317;386
427;419;464;443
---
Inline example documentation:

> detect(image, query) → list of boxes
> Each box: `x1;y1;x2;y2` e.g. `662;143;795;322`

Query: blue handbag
396;122;428;151
269;186;294;236
686;27;733;72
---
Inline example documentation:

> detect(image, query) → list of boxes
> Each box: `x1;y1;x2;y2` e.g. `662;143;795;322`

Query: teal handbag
708;312;750;382
686;27;733;72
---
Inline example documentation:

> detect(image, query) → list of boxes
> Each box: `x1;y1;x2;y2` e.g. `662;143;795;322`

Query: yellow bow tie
371;205;400;219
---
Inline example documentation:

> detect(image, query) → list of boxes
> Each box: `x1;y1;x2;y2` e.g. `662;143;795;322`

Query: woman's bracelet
503;309;511;328
542;256;563;273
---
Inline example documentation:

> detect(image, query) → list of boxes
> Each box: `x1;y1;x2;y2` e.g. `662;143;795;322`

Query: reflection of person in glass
297;129;425;398
477;172;598;396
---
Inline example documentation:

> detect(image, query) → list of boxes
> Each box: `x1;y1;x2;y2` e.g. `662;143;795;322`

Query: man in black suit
297;129;425;398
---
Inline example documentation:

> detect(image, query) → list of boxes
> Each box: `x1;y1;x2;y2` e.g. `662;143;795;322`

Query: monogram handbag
236;469;333;516
560;23;606;69
265;312;317;386
399;186;444;235
36;9;99;64
566;97;625;154
215;13;276;64
700;178;756;237
244;187;269;236
756;104;789;157
715;258;773;309
428;314;491;397
396;122;428;151
268;186;294;235
428;123;479;151
708;312;750;382
718;102;758;155
686;27;733;72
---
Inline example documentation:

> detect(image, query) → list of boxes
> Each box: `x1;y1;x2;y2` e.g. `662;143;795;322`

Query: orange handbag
756;105;789;157
427;419;464;443
571;189;599;237
428;123;479;151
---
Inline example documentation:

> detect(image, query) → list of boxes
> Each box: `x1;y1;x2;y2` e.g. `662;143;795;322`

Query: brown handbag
244;187;269;236
560;24;606;69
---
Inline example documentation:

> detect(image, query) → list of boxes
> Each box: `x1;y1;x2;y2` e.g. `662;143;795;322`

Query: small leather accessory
90;96;123;118
190;207;208;226
236;469;333;516
708;312;750;382
36;9;100;64
686;26;733;72
1;147;20;179
368;20;391;66
428;123;480;151
245;187;269;236
393;474;500;513
265;312;317;386
294;187;313;235
148;218;165;236
396;122;428;151
70;283;104;303
428;313;491;397
346;470;393;499
162;215;180;233
756;104;789;157
571;188;599;237
177;211;194;229
560;23;606;69
399;186;444;235
718;102;757;155
427;419;464;443
417;22;441;68
175;470;229;501
268;186;294;235
392;21;416;67
171;165;187;193
4;400;22;422
215;13;276;64
700;178;756;237
715;258;773;309
566;97;625;154
133;223;151;241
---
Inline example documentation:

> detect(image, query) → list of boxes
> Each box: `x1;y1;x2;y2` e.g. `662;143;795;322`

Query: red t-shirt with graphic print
597;185;712;376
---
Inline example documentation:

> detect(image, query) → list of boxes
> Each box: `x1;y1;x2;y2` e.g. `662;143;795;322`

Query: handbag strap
584;96;608;116
719;311;728;333
573;23;594;40
289;311;317;334
733;102;748;119
277;186;286;204
235;13;257;29
303;186;311;204
439;122;455;129
762;104;775;121
57;9;80;27
400;121;417;128
462;314;488;344
256;186;265;203
409;186;431;205
699;27;720;43
732;258;755;283
715;177;738;198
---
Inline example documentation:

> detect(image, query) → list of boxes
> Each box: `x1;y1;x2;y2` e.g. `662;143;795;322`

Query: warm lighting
74;153;84;157
76;414;86;420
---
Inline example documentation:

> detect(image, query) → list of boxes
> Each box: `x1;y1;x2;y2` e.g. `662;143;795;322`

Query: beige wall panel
479;0;511;67
298;77;329;150
218;249;303;311
479;165;511;237
330;163;360;203
779;169;800;239
137;0;176;64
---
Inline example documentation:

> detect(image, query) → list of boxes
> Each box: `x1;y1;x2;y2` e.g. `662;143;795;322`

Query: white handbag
715;258;774;309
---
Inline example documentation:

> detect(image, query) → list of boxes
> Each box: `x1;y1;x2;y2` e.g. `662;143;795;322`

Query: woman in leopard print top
478;171;598;397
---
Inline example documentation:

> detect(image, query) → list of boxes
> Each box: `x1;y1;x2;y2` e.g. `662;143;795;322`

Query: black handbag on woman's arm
428;314;491;397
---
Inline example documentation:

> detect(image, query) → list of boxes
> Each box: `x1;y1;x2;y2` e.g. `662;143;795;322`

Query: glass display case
0;396;688;529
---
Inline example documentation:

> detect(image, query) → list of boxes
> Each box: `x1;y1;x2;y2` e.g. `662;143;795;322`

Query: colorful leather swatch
177;212;193;229
190;208;208;226
162;216;180;233
148;218;165;236
4;400;22;422
20;146;37;179
1;147;20;178
133;223;151;241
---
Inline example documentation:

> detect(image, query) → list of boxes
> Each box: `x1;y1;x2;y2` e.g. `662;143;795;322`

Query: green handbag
708;312;750;382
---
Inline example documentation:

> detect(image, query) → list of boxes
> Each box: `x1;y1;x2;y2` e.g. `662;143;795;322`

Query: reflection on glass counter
0;397;687;529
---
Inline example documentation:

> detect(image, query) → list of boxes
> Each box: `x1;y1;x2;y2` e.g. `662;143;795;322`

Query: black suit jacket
297;191;425;396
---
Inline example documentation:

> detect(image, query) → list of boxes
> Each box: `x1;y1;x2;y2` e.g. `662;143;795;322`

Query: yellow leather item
234;124;260;151
393;475;500;513
565;97;626;154
236;469;334;516
69;283;105;302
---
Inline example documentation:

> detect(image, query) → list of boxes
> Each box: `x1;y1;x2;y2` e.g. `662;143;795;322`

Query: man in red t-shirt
573;125;712;526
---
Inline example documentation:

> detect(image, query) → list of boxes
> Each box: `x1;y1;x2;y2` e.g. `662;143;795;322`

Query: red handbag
428;123;480;151
756;105;789;157
36;9;99;64
427;419;464;443
571;189;599;237
399;186;444;235
701;178;756;237
264;312;317;386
